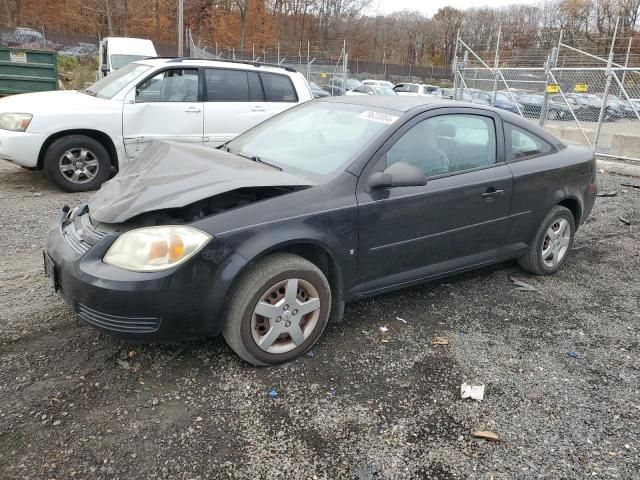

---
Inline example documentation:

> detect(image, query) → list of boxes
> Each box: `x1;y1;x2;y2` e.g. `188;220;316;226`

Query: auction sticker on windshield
358;110;399;125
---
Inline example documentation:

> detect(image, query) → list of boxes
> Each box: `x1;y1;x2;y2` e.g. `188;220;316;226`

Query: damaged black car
45;96;597;365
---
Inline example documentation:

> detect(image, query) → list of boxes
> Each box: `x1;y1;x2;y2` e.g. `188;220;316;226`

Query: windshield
225;102;398;178
111;54;152;70
85;63;151;99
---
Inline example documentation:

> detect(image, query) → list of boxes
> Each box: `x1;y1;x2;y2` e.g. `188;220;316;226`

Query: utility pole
178;0;184;56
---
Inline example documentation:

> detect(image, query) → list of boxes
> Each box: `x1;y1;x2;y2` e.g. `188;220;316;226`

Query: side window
136;69;199;103
260;73;297;102
205;68;260;102
506;123;553;160
383;114;497;177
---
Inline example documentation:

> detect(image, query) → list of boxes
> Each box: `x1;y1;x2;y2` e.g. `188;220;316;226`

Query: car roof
315;95;561;144
135;57;299;74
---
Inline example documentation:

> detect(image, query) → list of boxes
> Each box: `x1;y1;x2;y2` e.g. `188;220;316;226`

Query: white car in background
361;79;395;89
0;58;312;191
393;83;442;97
346;84;397;96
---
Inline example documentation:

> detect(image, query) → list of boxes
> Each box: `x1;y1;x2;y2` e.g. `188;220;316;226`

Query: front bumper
0;130;44;168
44;208;247;341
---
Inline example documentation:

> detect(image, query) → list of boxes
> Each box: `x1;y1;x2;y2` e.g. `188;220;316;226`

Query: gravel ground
0;161;639;479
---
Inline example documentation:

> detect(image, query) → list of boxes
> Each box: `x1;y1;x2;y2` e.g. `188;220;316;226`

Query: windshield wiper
233;151;282;171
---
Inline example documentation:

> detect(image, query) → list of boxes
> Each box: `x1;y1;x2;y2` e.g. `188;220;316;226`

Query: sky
371;0;538;17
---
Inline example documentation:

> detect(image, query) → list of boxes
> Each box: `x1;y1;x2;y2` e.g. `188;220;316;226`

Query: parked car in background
0;27;58;50
309;81;330;98
44;96;597;365
97;37;157;79
565;93;619;122
393;83;441;97
322;78;361;96
0;58;312;191
59;43;98;58
470;90;521;114
517;93;572;120
441;88;453;99
595;94;636;119
362;79;394;89
346;84;397;96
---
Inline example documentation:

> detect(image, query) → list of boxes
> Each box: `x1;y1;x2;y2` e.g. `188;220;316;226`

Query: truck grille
62;211;106;255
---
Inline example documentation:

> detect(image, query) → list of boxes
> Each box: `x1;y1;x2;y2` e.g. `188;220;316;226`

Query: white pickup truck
0;58;313;191
98;37;157;79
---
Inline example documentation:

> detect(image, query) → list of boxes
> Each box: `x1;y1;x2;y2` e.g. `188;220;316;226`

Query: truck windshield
111;54;152;70
84;63;151;99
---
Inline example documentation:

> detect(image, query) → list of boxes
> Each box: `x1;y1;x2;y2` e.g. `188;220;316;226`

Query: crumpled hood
88;141;315;224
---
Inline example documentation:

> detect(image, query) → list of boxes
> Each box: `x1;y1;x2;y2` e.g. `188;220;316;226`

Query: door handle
251;106;267;112
185;107;201;113
482;188;504;199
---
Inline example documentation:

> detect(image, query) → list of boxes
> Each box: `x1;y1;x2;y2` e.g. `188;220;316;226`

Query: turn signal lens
104;226;211;272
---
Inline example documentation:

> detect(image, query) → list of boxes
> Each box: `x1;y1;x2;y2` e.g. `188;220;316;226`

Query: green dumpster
0;48;58;96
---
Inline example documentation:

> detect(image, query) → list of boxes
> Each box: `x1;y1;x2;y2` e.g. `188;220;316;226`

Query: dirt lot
0;160;639;479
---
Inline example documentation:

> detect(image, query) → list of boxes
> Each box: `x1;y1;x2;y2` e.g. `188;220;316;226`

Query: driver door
122;67;204;160
355;109;513;294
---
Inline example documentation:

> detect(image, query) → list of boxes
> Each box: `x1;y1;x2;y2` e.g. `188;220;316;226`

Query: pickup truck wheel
223;253;331;366
518;206;575;275
44;135;111;192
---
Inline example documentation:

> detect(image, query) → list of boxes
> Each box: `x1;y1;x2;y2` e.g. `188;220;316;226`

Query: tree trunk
1;0;12;27
106;0;114;36
155;0;160;39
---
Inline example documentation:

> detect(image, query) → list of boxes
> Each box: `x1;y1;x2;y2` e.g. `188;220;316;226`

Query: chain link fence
453;22;640;164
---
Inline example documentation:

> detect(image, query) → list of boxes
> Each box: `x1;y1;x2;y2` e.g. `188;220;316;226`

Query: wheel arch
234;239;346;324
37;129;119;171
557;196;582;227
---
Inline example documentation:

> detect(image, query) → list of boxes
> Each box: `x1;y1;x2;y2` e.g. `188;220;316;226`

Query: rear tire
44;135;111;192
223;253;332;366
518;206;575;275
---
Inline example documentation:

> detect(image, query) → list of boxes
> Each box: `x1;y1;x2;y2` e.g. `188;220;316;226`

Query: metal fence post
539;47;557;127
491;26;501;107
593;18;619;152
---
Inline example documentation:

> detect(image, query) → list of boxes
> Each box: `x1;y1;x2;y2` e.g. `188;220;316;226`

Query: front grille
62;212;106;255
77;304;161;334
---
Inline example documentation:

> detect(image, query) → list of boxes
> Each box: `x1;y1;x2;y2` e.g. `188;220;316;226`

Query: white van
98;37;157;79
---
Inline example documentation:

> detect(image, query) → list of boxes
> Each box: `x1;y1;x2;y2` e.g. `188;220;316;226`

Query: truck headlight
104;226;211;272
0;113;32;131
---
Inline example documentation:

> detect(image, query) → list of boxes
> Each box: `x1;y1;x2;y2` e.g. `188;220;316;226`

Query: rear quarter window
506;123;554;160
260;73;298;102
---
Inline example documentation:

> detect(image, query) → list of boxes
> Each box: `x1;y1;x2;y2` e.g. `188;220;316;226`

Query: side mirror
101;65;109;75
367;162;427;190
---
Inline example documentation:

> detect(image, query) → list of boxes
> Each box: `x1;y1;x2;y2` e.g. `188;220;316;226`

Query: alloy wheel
541;218;571;268
251;278;321;354
59;147;99;184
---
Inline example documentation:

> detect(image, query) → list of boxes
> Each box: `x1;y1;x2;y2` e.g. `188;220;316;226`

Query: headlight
0;113;32;131
103;226;211;272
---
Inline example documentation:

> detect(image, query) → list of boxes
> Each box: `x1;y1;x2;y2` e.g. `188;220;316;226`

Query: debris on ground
567;351;578;359
597;191;618;197
618;216;632;226
510;277;538;292
268;388;278;398
379;326;389;333
433;337;449;346
461;383;485;401
396;316;407;323
305;350;315;358
472;431;500;441
330;387;337;397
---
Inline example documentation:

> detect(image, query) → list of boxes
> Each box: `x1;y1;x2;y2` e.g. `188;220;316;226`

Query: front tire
518;206;575;275
223;253;332;366
43;135;111;192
